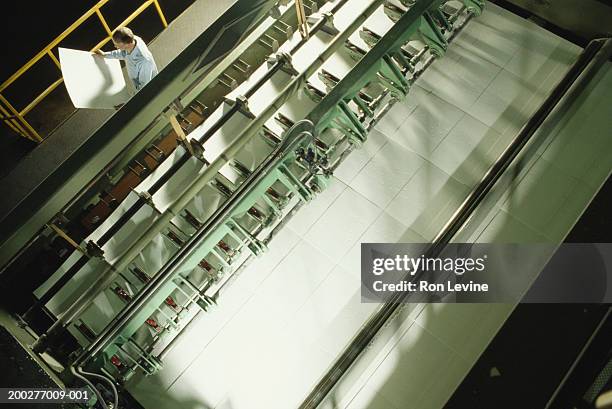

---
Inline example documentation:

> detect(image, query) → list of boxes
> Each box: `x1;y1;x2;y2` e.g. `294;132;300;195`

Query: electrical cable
70;366;108;409
79;368;119;409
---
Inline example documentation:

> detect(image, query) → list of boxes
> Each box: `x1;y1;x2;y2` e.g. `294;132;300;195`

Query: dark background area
1;0;197;79
447;178;612;409
0;0;196;176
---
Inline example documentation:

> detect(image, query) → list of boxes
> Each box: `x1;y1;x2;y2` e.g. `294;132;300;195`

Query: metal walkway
0;0;237;265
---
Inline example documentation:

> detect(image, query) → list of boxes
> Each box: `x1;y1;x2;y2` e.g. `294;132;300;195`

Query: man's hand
92;49;104;57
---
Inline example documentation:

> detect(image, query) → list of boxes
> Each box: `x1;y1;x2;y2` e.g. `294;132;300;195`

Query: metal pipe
298;37;612;409
71;366;108;409
544;307;612;408
306;0;437;125
25;151;191;323
0;0;279;271
78;367;119;409
22;256;89;322
24;4;338;319
19;0;343;302
159;181;312;360
33;0;386;352
15;0;355;322
72;119;315;367
194;0;351;143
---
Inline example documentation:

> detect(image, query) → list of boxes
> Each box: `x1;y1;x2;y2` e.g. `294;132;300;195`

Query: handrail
298;37;612;409
0;0;168;142
21;8;343;319
30;0;388;351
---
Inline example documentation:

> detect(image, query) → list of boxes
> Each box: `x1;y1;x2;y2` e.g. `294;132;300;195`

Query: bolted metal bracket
419;13;448;57
85;240;105;259
269;52;299;76
226;95;256;119
309;12;339;36
463;0;485;16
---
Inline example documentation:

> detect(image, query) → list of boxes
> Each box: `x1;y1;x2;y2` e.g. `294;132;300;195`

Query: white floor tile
287;177;347;236
228;341;334;409
339;211;424;277
430;114;503;187
467;69;543;135
540;90;612;190
254;239;335;323
450;196;501;244
283;266;381;359
305;187;382;262
164;332;247;407
321;308;425;409
130;374;216;409
335;129;388;185
588;157;612;193
451;18;519;68
411;352;472;409
316;292;382;358
478;2;533;34
388;87;465;159
282;266;358;348
373;92;419;136
386;162;470;241
416;43;501;112
540;182;597;242
350;140;425;208
478;3;569;65
505;41;577;87
345;383;399;409
236;226;301;293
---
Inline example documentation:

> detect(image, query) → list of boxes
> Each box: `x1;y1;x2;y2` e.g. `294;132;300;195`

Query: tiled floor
328;4;612;409
128;3;611;409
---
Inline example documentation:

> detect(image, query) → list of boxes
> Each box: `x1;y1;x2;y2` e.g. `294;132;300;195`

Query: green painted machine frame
44;0;485;381
87;119;322;379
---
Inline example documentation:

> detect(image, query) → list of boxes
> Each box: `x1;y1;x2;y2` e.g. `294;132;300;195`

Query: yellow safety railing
0;0;168;142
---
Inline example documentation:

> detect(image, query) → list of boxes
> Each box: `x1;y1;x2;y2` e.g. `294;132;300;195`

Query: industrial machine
2;0;612;406
0;0;495;406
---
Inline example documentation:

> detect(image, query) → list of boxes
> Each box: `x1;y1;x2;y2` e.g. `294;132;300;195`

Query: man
95;27;158;92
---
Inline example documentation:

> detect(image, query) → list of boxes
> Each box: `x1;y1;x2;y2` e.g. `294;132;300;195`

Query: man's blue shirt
104;36;158;91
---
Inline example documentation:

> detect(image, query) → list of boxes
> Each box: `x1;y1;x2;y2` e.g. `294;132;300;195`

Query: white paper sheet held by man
59;47;130;109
